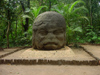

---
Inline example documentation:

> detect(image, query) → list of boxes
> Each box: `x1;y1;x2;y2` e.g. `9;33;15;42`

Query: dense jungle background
0;0;100;48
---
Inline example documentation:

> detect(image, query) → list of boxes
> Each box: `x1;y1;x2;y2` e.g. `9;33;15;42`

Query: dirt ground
0;65;100;75
0;48;20;56
0;45;100;75
82;45;100;59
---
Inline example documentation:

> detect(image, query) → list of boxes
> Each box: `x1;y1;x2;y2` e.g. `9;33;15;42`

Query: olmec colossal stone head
32;11;66;50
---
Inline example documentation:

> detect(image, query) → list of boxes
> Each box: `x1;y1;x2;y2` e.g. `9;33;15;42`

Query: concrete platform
1;46;95;61
20;46;75;60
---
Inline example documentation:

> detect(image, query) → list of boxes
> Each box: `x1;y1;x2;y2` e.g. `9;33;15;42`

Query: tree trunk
7;21;10;48
6;0;11;48
90;0;92;26
49;0;51;11
21;19;24;34
24;0;30;36
24;18;29;37
3;29;6;38
20;0;30;37
15;19;17;37
28;0;30;8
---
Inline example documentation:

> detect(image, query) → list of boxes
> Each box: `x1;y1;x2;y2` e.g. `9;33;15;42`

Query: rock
32;11;66;50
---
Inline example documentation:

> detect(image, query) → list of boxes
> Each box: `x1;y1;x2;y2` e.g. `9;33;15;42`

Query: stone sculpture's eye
53;29;63;35
39;30;48;35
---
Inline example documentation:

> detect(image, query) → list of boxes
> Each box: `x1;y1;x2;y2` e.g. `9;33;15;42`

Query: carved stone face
32;11;66;50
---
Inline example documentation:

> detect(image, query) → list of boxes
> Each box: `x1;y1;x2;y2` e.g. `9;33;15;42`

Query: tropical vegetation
0;0;100;48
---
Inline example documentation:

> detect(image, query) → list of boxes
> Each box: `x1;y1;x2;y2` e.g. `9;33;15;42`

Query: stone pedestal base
20;46;75;60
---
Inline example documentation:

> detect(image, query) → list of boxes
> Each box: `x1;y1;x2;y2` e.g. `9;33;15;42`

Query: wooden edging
0;59;99;65
80;46;100;65
0;46;31;59
80;46;100;61
0;46;99;65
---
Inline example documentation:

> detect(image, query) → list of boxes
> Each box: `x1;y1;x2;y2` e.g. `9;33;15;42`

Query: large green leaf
79;16;89;22
31;6;47;18
22;14;33;21
69;1;85;13
73;27;82;32
72;6;88;14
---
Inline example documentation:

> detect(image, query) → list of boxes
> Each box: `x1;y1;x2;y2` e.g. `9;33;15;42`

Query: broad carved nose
46;33;56;40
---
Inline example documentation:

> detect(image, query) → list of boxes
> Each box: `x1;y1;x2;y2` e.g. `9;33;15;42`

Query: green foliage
66;26;82;45
85;25;99;43
22;6;47;21
31;6;48;18
22;14;33;21
51;0;89;27
68;0;85;13
51;0;89;45
0;0;100;48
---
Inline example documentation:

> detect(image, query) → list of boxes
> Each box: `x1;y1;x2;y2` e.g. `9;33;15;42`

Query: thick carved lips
43;42;57;45
43;42;58;50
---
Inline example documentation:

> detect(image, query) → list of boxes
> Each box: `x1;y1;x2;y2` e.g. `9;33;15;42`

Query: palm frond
79;16;89;22
64;4;70;14
22;14;33;21
31;6;47;18
69;1;85;13
72;6;88;14
51;5;64;15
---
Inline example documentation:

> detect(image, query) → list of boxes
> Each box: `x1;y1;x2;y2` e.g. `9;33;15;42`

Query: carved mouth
43;42;57;45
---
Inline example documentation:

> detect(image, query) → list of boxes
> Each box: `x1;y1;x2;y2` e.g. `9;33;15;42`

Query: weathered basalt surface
32;11;66;50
